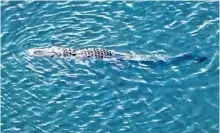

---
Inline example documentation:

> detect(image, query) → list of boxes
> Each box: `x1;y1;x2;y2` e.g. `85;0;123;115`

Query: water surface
1;1;219;133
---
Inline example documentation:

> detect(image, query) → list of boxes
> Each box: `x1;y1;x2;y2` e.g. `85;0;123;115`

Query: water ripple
1;1;219;133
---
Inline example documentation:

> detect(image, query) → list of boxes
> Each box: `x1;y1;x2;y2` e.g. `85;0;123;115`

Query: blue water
1;1;219;133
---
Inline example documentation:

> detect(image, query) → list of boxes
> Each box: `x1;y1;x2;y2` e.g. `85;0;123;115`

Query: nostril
27;49;35;55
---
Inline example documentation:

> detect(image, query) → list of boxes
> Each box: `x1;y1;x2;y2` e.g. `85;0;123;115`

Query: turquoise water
1;1;219;133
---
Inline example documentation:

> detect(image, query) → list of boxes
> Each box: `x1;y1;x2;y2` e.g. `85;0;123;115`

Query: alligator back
67;48;115;59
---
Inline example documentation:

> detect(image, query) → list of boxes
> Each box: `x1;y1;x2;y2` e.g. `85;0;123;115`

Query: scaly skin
63;48;114;59
27;46;207;64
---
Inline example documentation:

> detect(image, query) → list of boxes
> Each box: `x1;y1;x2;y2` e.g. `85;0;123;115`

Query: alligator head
27;46;64;57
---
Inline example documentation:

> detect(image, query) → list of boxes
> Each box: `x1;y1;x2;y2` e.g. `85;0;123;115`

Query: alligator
27;46;207;63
